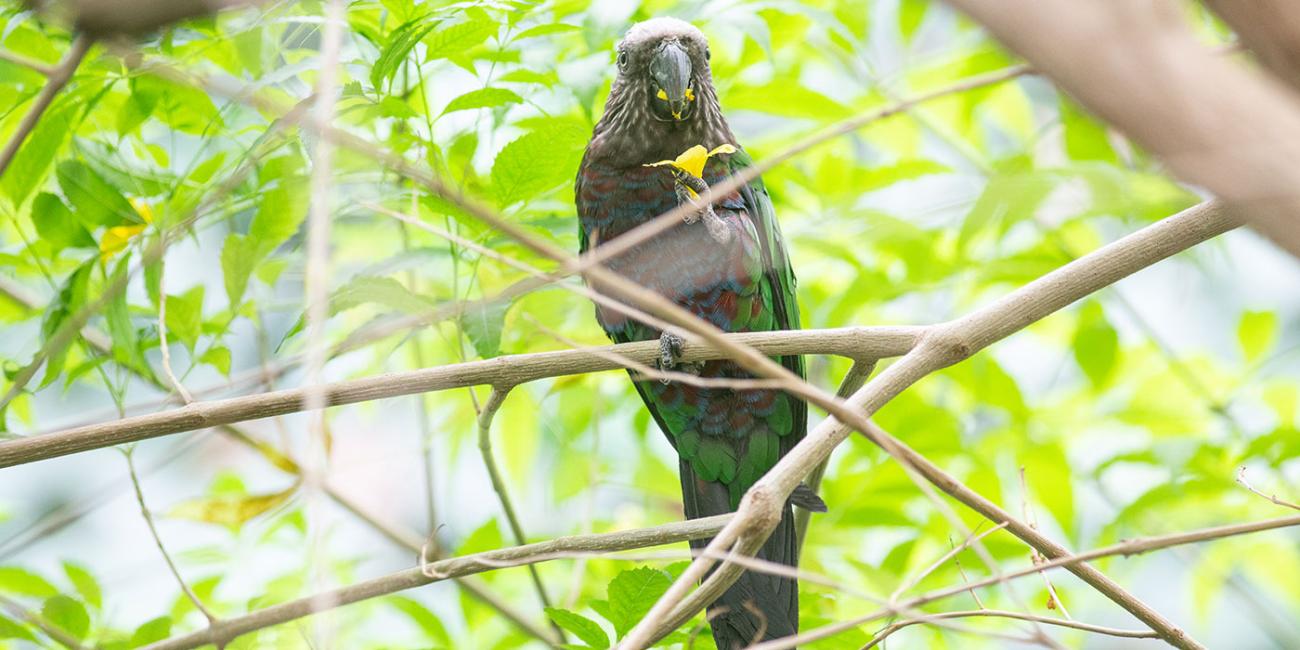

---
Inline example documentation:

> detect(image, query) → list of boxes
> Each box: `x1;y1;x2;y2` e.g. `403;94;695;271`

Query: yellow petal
100;224;147;260
642;143;736;179
129;197;154;224
656;88;668;101
685;88;696;102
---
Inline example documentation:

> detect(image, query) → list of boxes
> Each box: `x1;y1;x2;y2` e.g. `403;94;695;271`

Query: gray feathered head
589;18;734;163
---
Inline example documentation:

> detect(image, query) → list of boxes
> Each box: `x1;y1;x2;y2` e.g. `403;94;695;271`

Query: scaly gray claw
657;332;685;382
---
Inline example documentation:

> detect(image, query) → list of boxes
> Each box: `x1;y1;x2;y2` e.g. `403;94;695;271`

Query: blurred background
0;0;1298;647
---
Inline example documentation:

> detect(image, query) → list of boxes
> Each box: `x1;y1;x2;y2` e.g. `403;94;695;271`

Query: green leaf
39;260;94;389
423;17;497;61
129;616;171;648
546;607;609;648
248;162;309;251
220;233;258;307
490;126;586;206
56;160;138;227
899;0;928;40
0;613;35;642
42;595;89;640
199;346;231;376
387;596;451;645
62;562;101;611
164;286;205;353
106;255;150;376
1060;95;1117;162
0;567;59;597
605;567;672;639
513;23;580;40
1;101;72;206
370;16;440;89
1237;310;1277;364
441;87;522;115
31;192;94;251
1073;302;1118;388
460;299;509;359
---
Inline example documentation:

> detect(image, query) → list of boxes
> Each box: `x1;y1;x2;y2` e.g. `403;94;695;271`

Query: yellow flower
99;198;154;260
644;143;736;179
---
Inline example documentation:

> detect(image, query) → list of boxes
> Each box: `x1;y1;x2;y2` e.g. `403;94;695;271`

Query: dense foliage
0;1;1297;648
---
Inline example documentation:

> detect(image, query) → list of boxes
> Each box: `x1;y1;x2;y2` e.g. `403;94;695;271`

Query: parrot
575;17;823;648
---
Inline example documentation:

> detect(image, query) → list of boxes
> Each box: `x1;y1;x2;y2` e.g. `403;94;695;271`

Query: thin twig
1237;467;1300;511
0;49;57;75
138;509;1300;650
155;238;194;404
475;386;561;624
753;512;1300;650
124;449;219;624
889;523;1009;602
0;34;91;179
859;609;1159;649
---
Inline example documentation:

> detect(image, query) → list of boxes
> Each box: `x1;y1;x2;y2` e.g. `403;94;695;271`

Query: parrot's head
615;17;711;123
590;18;734;163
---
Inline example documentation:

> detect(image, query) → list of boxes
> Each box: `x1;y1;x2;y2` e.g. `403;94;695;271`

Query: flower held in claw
644;143;736;181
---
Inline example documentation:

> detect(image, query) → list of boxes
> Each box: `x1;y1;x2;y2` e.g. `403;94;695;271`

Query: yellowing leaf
129;197;155;224
168;484;297;530
644;143;736;179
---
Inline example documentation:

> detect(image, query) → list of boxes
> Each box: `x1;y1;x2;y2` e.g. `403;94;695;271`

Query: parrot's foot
671;172;731;244
656;332;702;382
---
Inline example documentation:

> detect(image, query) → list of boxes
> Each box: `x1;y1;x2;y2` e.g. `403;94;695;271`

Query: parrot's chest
576;159;764;332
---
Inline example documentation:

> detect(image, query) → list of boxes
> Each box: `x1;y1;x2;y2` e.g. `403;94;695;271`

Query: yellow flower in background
99;198;154;260
644;143;736;179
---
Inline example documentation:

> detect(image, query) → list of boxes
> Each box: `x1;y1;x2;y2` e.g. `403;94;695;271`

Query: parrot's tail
680;461;800;649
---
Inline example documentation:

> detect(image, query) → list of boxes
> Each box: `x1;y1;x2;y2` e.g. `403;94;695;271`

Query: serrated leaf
370;16;440;89
606;567;672;638
546;607;609;648
220;233;258;307
513;23;580;40
168;485;295;531
1238;310;1277;364
424;17;497;60
42;595;89;640
61;562;101;611
441;87;521;115
490;126;586;206
0;567;59;597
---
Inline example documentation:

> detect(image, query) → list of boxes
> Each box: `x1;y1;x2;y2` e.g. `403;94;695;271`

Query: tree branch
1203;0;1300;92
859;609;1159;649
622;201;1235;649
0;326;920;467
759;513;1300;649
941;0;1300;258
138;515;730;650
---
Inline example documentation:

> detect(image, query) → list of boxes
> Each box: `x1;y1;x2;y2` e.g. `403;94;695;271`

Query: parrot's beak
650;40;694;121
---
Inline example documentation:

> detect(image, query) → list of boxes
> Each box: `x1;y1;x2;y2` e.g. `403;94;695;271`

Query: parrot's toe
657;331;686;382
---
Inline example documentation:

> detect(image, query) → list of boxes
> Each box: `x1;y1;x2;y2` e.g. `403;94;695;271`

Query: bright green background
0;0;1297;648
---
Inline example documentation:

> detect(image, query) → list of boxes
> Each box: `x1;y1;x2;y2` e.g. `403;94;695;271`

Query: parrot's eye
705;47;711;60
617;51;629;70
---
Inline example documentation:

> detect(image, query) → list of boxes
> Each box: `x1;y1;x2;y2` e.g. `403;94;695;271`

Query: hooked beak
650;40;693;121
